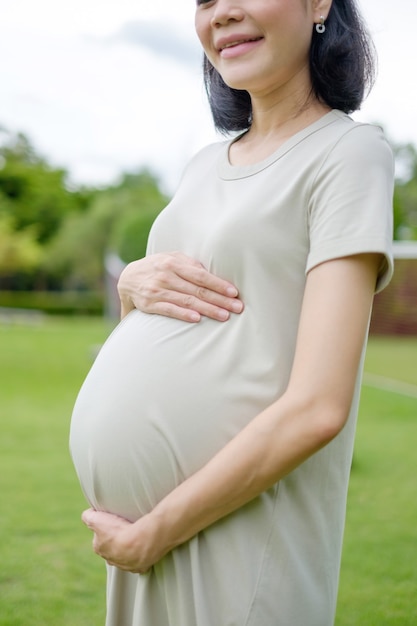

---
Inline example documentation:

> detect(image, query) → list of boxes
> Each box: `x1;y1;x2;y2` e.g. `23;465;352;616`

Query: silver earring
315;16;326;34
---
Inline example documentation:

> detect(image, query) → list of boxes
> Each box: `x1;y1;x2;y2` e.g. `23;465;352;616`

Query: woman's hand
117;252;244;321
81;508;161;574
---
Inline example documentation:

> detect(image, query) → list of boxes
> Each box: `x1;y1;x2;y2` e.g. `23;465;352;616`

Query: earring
315;16;326;34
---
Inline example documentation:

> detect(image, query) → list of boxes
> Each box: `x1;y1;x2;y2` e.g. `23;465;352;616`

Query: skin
82;0;382;575
117;251;244;322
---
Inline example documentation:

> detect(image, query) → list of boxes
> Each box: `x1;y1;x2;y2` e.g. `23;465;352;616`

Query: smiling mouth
219;37;263;51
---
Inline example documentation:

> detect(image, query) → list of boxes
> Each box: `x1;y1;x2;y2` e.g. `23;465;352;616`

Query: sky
0;0;416;193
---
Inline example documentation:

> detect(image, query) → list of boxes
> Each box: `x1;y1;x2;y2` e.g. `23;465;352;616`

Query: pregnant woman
70;0;394;624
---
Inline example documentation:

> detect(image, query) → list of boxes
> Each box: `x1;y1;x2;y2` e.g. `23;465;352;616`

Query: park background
1;0;417;624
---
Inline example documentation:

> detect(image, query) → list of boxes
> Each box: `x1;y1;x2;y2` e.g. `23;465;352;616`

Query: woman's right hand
117;252;244;322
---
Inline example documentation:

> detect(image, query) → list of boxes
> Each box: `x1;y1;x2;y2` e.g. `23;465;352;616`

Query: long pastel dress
70;111;394;626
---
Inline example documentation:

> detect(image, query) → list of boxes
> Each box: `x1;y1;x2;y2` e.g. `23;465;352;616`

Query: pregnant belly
70;310;276;522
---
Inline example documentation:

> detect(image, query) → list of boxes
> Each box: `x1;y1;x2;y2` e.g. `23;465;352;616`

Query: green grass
0;317;110;626
336;393;417;624
362;336;417;387
0;319;416;625
336;339;417;626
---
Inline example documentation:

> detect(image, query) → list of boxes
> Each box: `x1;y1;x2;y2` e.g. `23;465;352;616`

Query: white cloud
109;20;201;67
0;18;214;191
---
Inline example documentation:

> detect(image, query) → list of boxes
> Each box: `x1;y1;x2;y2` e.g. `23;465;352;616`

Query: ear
311;0;333;22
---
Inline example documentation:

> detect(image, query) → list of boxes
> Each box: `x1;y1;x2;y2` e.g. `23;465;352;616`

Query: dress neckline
218;110;347;181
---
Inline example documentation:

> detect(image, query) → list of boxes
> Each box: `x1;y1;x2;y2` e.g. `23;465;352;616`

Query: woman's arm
117;252;244;321
83;253;381;573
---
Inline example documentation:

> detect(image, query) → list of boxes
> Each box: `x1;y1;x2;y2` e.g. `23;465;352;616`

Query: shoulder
184;139;231;171
173;139;230;191
319;111;394;174
304;112;395;197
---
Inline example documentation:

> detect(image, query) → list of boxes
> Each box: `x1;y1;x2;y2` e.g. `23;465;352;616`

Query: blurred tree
0;131;86;244
0;214;43;281
0;189;44;289
43;169;168;290
394;143;417;240
111;208;157;264
110;170;168;262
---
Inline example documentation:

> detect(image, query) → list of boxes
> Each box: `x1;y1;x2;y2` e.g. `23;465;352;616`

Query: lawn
0;317;110;626
336;376;417;624
0;318;416;625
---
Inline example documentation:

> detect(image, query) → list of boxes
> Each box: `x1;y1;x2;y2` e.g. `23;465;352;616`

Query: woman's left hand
81;508;158;574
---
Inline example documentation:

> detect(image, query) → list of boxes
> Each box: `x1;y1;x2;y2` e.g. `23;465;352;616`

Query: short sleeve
306;124;394;292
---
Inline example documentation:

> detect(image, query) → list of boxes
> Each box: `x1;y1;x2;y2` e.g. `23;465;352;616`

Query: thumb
81;508;98;529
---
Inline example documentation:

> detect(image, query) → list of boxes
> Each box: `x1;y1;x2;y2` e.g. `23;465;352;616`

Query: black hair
203;0;376;133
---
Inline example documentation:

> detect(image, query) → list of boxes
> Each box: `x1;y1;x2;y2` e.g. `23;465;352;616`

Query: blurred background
0;1;416;625
0;0;416;311
0;0;417;316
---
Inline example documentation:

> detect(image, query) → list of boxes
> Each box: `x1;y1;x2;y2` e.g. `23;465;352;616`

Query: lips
217;36;263;52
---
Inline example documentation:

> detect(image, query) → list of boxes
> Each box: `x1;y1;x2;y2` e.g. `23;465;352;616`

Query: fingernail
226;287;238;297
218;310;229;321
231;301;243;313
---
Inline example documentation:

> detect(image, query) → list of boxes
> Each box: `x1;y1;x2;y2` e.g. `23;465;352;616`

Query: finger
120;299;135;320
174;263;240;299
105;560;150;575
151;275;243;314
158;252;240;299
191;285;244;312
82;508;97;528
146;299;230;323
153;287;243;320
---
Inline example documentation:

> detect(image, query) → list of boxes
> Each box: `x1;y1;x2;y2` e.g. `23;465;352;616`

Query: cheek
194;16;212;56
194;16;205;45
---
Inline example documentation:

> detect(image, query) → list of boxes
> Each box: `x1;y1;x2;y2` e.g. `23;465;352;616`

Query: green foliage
0;214;43;274
43;170;167;290
112;210;153;262
108;170;168;262
393;143;417;240
0;129;93;291
0;127;168;293
42;199;116;291
0;290;103;315
0;132;82;244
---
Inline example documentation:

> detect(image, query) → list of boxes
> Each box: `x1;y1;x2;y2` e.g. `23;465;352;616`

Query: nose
210;0;244;27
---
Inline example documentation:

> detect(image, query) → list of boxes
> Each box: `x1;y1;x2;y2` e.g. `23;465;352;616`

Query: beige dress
70;111;394;626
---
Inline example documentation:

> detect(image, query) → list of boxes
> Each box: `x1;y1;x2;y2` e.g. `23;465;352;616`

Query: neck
229;81;331;167
248;72;327;139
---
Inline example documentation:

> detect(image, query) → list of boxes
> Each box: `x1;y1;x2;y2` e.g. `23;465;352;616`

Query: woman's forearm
139;391;342;562
81;390;342;574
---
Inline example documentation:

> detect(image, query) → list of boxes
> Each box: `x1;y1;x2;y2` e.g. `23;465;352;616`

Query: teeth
223;38;258;50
